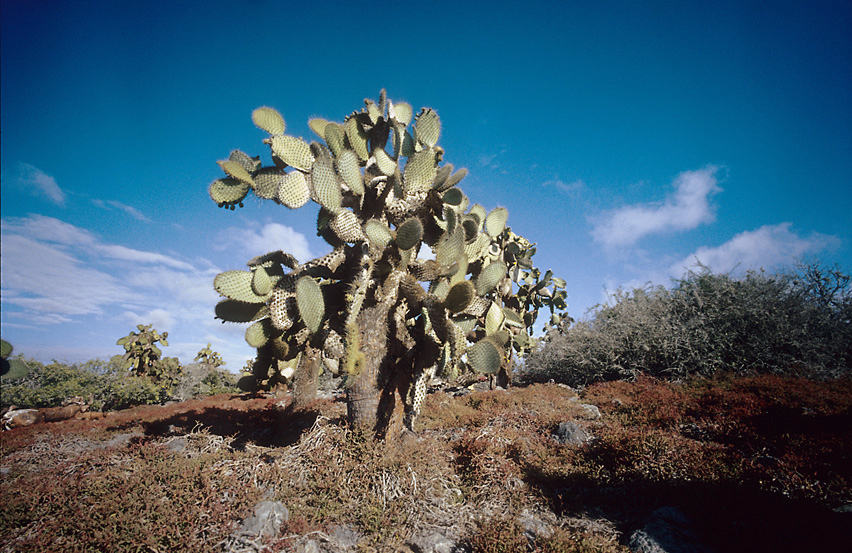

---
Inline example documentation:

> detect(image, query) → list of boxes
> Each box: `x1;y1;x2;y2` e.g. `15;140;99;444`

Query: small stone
238;500;289;538
328;523;360;548
408;530;457;553
552;421;591;445
166;437;188;454
578;403;602;420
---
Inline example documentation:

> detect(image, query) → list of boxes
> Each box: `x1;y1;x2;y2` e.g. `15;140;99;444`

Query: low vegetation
524;261;851;386
1;375;850;551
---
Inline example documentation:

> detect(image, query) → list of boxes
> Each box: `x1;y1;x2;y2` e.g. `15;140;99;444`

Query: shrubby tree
525;262;852;386
207;90;566;438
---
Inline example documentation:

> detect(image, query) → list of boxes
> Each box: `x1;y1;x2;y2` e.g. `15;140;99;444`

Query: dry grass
2;377;851;552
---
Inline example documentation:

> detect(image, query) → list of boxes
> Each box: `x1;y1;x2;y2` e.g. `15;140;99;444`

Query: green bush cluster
0;356;163;411
1;354;240;412
523;261;852;386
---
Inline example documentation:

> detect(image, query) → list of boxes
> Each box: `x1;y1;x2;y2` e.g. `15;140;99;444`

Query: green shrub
1;356;165;411
524;262;852;386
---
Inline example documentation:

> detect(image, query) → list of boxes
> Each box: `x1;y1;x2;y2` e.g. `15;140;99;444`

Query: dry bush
524;263;852;387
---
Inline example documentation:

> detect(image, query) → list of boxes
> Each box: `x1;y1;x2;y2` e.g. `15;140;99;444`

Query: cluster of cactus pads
209;90;566;434
116;324;181;383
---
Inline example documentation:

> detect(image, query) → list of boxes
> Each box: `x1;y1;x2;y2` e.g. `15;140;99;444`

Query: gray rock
298;540;322;553
327;523;360;549
578;403;602;420
628;506;718;553
166;437;188;454
238;500;289;538
518;510;553;541
552;421;591;445
408;530;457;553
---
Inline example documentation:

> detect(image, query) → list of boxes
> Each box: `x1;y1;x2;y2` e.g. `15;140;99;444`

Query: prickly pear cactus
209;91;567;437
194;343;226;369
116;324;182;386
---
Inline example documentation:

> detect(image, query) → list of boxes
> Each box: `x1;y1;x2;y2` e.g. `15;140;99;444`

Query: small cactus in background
208;90;567;437
194;343;226;369
116;325;182;392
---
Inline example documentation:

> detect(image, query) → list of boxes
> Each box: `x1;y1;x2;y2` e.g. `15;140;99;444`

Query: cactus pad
391;101;413;125
215;299;269;323
395;217;423;251
215;270;268;303
345;117;370;161
466;338;502;375
209;178;250;206
217;159;255;185
270;135;315;171
441;167;468;191
436;227;465;267
229;149;258;174
252;167;285;200
475;260;507;296
278;171;310;209
296;276;325;334
444;280;475;314
403;149;437;195
311;156;342;214
309;118;330;139
245;318;275;348
252;106;286;135
252;266;273;296
485;207;509;238
364;219;393;249
330;209;366;243
323;123;346;157
374;148;397;176
337;149;364;195
415;108;441;148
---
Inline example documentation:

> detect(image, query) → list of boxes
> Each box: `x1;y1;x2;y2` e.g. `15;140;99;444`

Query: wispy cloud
591;166;722;249
0;214;256;368
92;199;152;222
670;223;840;276
12;163;67;206
543;177;585;197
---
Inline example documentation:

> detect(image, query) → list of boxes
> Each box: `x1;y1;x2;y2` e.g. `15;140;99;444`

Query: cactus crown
209;90;566;404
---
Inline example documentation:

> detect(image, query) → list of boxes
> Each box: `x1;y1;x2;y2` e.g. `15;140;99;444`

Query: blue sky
2;0;851;371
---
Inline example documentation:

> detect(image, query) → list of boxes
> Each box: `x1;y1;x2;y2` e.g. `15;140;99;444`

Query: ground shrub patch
2;378;851;552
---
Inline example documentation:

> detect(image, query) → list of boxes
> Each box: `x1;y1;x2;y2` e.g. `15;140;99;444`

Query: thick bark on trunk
292;344;320;409
346;304;388;432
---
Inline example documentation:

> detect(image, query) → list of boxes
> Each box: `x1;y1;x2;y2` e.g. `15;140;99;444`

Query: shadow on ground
107;395;346;448
525;467;851;553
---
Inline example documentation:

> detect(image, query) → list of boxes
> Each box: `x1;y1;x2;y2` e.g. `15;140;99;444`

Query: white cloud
670;223;840;276
0;231;132;316
0;214;257;369
97;244;196;271
218;222;313;264
119;309;176;334
93;199;152;222
543;177;585;197
14;163;66;206
591;166;722;249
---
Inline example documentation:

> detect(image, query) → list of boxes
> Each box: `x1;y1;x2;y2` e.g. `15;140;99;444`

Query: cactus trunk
346;305;388;432
292;344;320;409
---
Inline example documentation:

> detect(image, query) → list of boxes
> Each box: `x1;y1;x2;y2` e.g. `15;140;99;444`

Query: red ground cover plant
1;378;850;552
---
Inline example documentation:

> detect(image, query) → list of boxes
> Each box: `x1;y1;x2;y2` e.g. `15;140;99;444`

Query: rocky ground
2;376;851;552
